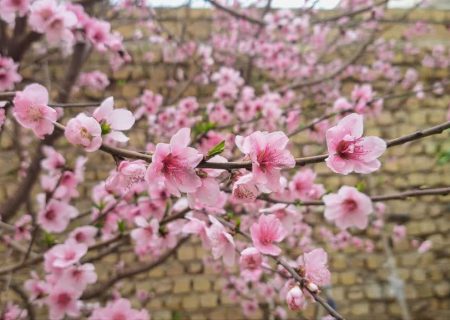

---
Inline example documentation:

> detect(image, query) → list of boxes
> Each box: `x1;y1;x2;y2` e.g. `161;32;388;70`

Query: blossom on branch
236;131;295;192
250;214;287;256
13;83;57;138
323;186;373;230
65;113;102;152
145;127;203;197
325;113;386;174
0;55;22;91
93;96;135;143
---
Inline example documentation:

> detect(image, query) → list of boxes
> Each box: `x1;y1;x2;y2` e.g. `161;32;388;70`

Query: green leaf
118;220;126;234
206;140;225;159
355;181;366;192
437;149;450;165
193;121;216;136
43;232;56;247
116;79;126;87
172;311;182;320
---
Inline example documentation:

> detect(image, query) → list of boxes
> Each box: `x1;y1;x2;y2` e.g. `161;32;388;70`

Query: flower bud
286;286;306;311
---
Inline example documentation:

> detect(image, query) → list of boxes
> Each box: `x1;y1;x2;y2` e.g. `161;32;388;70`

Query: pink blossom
59;263;97;292
206;216;235;266
41;146;65;172
89;298;150;320
187;155;226;209
65;113;102;152
250;214;287;256
286;286;306;311
239;247;262;270
231;173;260;203
45;241;87;270
298;248;331;286
77;71;110;91
29;0;77;44
0;55;22;90
182;216;210;248
0;0;28;23
289;168;325;201
236;131;295;192
46;283;81;320
134;89;163;119
69;226;98;246
13;214;32;241
85;19;111;51
105;160;146;195
333;97;353;112
179;96;199;113
1;302;28;320
13;83;57;138
146;128;203;196
24;272;49;303
417;240;432;253
131;216;160;250
93;97;135;143
392;225;407;243
325;113;386;174
37;199;78;233
323;186;373;230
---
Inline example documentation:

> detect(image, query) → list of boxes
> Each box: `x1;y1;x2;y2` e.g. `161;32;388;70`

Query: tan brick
182;295;200;310
350;302;369;316
193;277;211;292
200;293;218;308
177;245;196;261
173;277;191;294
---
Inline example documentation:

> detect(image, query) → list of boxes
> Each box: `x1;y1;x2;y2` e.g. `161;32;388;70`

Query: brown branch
265;186;450;206
81;236;190;300
216;217;346;320
0;42;89;222
207;0;265;26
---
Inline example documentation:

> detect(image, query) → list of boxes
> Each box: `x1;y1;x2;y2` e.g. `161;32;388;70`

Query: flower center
57;292;71;307
342;199;358;212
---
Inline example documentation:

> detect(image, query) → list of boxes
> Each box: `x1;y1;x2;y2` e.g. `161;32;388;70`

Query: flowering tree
0;0;449;319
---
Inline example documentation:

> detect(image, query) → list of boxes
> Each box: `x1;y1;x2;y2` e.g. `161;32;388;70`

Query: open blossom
13;83;57;138
46;283;81;320
68;226;98;246
0;0;29;23
325;113;386;174
93;97;135;143
236;131;295;192
323;186;373;230
286;286;306;311
1;302;28;320
65;113;102;152
77;71;110;91
131;216;160;249
182;216;210;248
0;55;22;91
37;199;79;233
59;263;97;292
298;248;331;286
206;216;236;266
105;160;146;195
45;241;88;270
89;298;150;320
41;146;65;172
239;247;262;272
146;128;203;196
289;168;325;201
29;0;77;44
134;89;163;119
231;173;260;203
250;214;287;256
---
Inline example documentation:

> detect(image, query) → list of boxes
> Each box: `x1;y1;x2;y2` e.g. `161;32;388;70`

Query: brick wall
1;8;449;320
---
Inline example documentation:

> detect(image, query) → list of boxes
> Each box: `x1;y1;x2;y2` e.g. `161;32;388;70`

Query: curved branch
81;236;190;300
